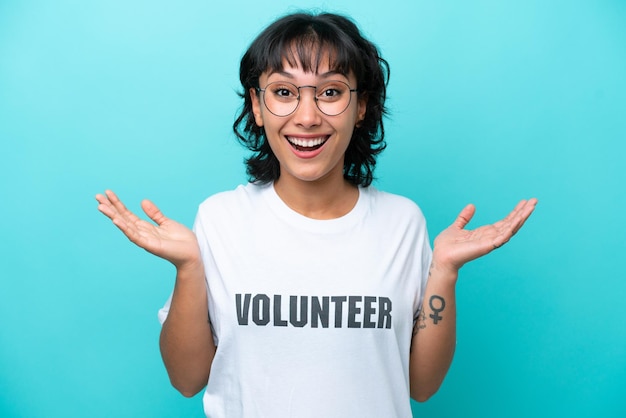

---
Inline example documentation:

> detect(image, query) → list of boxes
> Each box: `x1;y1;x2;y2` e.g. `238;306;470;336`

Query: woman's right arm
95;190;216;397
160;257;215;397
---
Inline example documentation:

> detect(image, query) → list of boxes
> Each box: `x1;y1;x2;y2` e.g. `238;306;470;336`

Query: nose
292;86;322;127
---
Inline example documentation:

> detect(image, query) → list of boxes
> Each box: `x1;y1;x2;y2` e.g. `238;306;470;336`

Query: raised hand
432;198;538;276
95;190;201;269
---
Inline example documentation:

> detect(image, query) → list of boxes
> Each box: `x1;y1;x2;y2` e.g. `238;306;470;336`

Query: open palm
95;190;200;268
433;198;537;274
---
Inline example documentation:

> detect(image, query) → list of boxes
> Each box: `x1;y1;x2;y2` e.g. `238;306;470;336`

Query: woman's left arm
409;198;538;402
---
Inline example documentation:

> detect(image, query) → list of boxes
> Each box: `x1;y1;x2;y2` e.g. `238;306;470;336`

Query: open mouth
286;136;329;152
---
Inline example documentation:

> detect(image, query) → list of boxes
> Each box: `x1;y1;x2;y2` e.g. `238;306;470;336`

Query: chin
284;168;335;184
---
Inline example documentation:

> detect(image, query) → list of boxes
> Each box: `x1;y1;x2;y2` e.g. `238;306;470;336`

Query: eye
275;88;292;97
322;88;340;97
269;83;297;100
318;83;347;101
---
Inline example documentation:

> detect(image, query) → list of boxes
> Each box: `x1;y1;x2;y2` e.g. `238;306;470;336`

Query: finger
96;200;116;220
105;189;128;212
141;199;168;226
96;192;121;221
453;204;476;230
95;193;109;205
105;190;141;223
96;191;138;234
496;199;532;231
491;233;510;250
493;198;538;247
499;199;528;225
95;192;116;212
503;199;536;232
98;202;134;236
509;198;538;235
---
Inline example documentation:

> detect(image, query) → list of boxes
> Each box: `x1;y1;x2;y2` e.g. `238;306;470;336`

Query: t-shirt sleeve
418;228;433;312
411;204;433;319
157;294;172;325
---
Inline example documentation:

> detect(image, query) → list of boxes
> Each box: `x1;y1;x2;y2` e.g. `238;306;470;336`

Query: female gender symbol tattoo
429;295;446;324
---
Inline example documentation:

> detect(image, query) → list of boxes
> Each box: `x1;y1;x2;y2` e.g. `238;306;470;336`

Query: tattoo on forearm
413;309;426;337
412;267;434;340
429;295;446;324
411;294;447;345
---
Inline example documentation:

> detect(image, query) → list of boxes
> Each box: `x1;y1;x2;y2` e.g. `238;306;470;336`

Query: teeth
287;136;327;148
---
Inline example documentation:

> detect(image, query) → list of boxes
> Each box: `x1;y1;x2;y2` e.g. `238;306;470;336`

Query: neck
273;175;359;220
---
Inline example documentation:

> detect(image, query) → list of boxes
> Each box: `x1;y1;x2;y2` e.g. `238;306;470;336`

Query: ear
250;88;264;127
356;95;367;126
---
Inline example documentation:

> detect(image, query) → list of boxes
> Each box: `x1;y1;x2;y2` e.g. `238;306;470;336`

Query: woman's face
250;57;367;188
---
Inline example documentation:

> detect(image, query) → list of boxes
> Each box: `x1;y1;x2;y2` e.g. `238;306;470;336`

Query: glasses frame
256;80;358;117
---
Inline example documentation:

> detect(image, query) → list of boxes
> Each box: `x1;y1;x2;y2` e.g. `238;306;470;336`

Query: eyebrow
268;69;348;80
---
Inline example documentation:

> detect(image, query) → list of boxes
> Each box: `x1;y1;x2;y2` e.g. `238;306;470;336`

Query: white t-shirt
159;182;432;418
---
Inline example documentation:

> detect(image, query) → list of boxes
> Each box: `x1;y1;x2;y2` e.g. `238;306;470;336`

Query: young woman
96;12;536;418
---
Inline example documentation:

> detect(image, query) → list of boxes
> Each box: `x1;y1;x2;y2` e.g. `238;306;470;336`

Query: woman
96;11;536;418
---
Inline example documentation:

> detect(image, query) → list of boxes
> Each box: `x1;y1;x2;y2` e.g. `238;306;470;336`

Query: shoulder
198;182;267;210
194;182;270;222
362;187;429;239
364;187;426;221
361;187;430;250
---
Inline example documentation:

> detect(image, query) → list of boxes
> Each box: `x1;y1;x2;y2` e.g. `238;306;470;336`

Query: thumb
453;204;476;230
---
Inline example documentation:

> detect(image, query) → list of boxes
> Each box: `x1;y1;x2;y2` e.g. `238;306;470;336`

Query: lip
285;135;330;159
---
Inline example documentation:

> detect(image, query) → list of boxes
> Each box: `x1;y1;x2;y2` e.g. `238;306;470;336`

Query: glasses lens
262;82;299;116
315;81;352;116
261;81;354;117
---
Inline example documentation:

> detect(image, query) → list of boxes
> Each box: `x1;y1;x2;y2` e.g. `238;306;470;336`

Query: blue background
1;0;625;417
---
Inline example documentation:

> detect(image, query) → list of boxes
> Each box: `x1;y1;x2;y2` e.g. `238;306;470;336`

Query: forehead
263;41;352;77
261;45;355;83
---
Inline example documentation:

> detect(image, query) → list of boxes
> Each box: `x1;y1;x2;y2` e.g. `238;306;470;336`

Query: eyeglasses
257;80;358;117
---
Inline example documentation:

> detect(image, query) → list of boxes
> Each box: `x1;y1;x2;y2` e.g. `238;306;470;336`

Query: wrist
175;256;204;278
428;258;459;285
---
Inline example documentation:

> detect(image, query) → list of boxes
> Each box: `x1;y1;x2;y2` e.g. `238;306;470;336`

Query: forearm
160;260;216;397
409;262;457;402
407;198;536;401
